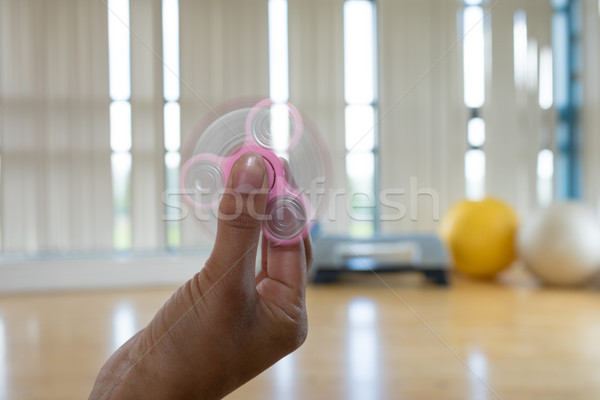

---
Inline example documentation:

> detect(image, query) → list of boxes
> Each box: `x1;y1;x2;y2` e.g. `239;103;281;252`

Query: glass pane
270;102;291;156
111;152;132;250
537;148;554;179
538;47;553;109
346;152;375;236
346;152;374;195
162;0;180;102
551;0;569;7
344;0;375;105
345;105;375;151
268;0;289;103
108;0;131;101
552;12;569;108
463;6;485;108
110;101;132;153
513;10;528;88
165;152;181;249
467;117;485;148
348;220;375;238
537;149;554;206
164;102;180;152
465;149;485;200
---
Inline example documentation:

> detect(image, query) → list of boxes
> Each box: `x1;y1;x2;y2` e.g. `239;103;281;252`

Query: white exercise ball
517;202;600;286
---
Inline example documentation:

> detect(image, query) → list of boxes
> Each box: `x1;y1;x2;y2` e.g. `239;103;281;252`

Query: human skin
89;152;312;400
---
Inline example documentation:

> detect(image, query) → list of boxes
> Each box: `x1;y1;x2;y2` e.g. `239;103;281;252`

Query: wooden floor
1;269;600;400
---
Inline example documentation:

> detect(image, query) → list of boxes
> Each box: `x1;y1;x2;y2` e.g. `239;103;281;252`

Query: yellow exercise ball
439;197;519;279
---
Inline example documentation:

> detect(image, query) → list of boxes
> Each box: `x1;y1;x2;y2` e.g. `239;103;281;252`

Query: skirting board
0;251;211;294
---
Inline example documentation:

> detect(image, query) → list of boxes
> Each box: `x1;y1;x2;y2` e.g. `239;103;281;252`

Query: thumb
205;152;269;283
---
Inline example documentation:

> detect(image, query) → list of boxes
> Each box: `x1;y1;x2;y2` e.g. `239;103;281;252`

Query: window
344;0;377;237
537;149;554;206
268;0;291;158
552;0;581;198
513;10;528;89
162;0;182;249
467;117;485;148
538;44;554;206
463;1;486;199
108;0;132;250
539;46;553;109
268;0;289;104
463;4;485;108
465;149;485;200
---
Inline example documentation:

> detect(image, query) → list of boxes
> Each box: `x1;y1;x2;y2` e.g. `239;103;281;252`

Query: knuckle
219;194;264;231
276;307;308;352
222;211;261;231
283;318;308;352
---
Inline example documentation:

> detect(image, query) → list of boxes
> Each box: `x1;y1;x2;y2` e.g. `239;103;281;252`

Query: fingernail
230;152;267;194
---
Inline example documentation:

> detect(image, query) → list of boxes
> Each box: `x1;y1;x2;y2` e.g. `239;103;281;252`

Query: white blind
178;0;269;248
0;0;113;253
485;0;552;215
379;0;466;233
130;0;166;251
1;0;597;255
582;0;600;213
288;0;347;234
0;0;270;253
379;0;554;233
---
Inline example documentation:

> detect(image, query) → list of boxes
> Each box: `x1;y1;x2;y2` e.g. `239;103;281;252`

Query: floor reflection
468;348;489;400
273;352;295;400
26;317;39;344
0;317;7;400
347;298;379;400
112;303;136;352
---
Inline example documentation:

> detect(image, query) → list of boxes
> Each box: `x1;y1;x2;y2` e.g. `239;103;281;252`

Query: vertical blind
485;0;553;215
0;0;113;253
288;0;347;234
582;0;600;214
0;0;598;254
129;0;165;251
378;0;467;233
178;0;269;248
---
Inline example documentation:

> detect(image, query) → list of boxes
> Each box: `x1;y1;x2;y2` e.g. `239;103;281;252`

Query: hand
89;152;312;400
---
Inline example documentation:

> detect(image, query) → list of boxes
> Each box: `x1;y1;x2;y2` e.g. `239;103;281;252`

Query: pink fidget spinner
180;98;331;245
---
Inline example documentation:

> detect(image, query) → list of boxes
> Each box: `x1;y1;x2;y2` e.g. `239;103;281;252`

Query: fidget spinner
180;98;331;245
